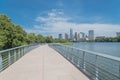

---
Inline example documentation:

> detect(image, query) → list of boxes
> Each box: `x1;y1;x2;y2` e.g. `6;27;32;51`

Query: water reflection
73;42;120;57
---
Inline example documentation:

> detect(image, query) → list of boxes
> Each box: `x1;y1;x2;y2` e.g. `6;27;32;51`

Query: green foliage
0;14;27;50
53;38;66;43
26;33;36;44
36;34;45;43
12;25;27;46
45;36;53;43
116;37;120;42
53;38;72;45
95;37;120;42
0;34;6;50
61;42;73;45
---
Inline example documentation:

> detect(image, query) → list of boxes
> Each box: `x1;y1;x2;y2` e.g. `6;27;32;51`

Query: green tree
26;33;36;44
0;14;27;49
12;25;27;47
45;36;53;43
117;37;120;42
36;34;45;43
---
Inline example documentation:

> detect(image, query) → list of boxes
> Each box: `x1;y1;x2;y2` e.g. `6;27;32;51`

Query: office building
88;30;94;40
70;28;73;40
74;32;78;41
77;33;80;41
58;34;63;39
116;32;120;37
78;32;86;41
85;35;89;41
65;33;69;40
81;32;86;41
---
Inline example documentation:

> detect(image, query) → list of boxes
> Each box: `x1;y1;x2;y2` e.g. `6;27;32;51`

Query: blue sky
1;0;120;37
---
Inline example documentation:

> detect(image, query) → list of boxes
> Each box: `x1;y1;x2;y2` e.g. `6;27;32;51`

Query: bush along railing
49;43;120;80
0;44;40;72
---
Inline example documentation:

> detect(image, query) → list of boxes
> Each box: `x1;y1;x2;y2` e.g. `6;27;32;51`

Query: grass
61;42;73;45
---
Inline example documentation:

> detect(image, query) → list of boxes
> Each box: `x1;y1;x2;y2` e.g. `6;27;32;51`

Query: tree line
95;37;120;42
0;14;67;50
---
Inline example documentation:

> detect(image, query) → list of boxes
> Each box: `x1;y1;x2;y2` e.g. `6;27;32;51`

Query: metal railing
49;43;120;80
0;44;41;72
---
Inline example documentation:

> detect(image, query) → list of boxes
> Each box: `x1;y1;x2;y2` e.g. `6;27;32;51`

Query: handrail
0;46;26;53
53;43;120;62
49;43;120;80
0;44;41;73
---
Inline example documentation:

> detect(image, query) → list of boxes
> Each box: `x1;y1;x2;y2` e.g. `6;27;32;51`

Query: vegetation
0;14;71;50
53;38;73;45
61;42;73;45
0;15;27;49
95;37;120;42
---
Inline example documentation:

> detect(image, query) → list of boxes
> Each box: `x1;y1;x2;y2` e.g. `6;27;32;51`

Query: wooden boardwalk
0;45;89;80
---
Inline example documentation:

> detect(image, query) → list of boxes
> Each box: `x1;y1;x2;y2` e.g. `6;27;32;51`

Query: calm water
73;42;120;57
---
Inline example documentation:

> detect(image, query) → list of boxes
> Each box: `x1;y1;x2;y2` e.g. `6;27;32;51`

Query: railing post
119;62;120;77
20;48;22;57
18;49;20;59
95;55;99;80
21;48;23;57
14;50;16;62
25;47;27;53
24;47;27;53
0;53;2;72
77;50;80;67
67;53;69;60
83;51;85;72
22;47;24;56
71;48;74;63
71;56;74;63
8;51;11;66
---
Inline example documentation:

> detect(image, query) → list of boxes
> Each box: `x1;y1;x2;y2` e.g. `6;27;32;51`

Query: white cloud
48;12;56;17
32;9;120;37
35;9;68;23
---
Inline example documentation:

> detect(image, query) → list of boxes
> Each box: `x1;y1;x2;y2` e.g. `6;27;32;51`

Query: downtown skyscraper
88;30;94;40
70;28;74;40
58;34;63;39
65;33;69;40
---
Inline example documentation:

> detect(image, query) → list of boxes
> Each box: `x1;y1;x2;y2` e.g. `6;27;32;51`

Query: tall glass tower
70;28;73;40
88;30;94;40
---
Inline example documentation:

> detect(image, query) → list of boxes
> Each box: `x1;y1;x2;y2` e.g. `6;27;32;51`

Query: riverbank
61;42;73;45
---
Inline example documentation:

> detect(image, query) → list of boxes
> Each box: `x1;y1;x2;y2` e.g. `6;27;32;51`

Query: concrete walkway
0;45;89;80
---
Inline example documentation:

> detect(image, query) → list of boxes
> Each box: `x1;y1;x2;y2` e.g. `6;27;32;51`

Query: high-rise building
70;28;73;40
58;34;63;39
88;30;94;40
77;33;80;41
81;32;86;41
116;32;120;37
78;32;86;41
65;33;69;40
85;35;89;41
74;32;78;41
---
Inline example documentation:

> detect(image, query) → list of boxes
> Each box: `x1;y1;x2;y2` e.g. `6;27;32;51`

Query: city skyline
58;28;95;41
58;28;120;41
1;0;120;37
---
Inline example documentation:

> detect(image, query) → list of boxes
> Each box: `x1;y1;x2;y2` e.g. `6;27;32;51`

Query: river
72;42;120;57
